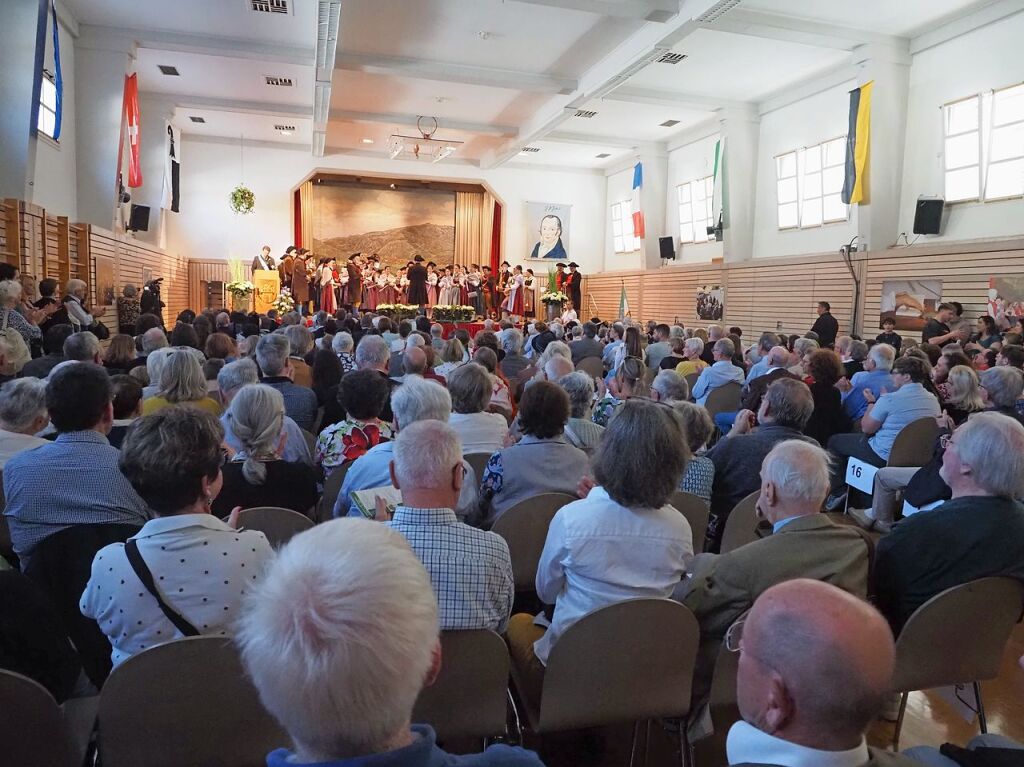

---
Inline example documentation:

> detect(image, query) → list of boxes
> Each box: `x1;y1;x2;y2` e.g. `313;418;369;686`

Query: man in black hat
565;262;582;313
407;254;428;309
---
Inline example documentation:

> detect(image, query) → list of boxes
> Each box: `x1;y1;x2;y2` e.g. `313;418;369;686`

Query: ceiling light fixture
362;138;374;144
387;116;463;163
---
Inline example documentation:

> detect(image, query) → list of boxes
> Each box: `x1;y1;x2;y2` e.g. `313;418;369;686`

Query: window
38;70;58;141
610;202;640;253
677;176;714;243
943;83;1024;203
775;138;848;230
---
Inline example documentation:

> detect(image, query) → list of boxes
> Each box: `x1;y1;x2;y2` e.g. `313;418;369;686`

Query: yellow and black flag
841;80;874;205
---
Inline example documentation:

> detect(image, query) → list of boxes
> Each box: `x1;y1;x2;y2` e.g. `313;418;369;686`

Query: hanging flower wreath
230;185;256;215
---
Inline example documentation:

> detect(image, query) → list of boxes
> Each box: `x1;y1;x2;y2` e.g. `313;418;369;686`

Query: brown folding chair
669;490;710;552
317;462;350;522
886;417;941;468
719;491;760;554
236;507;314;548
510;598;700;767
692;621;744;767
412;630;510;744
703;382;742;418
574;356;604;380
683;373;699;400
0;669;97;767
491;493;576;592
98;636;288;767
300;428;317;459
464;451;495;487
889;576;1024;749
642;365;657;388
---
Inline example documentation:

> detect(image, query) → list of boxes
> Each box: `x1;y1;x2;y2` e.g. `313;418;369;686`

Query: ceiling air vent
264;75;294;87
659;119;681;127
520;147;541;153
657;52;687;65
697;0;743;23
189;116;206;123
574;109;598;119
158;65;179;76
251;0;289;13
595;153;611;158
274;124;297;132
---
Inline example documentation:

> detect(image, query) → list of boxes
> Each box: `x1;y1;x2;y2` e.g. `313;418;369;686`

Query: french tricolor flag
631;161;645;239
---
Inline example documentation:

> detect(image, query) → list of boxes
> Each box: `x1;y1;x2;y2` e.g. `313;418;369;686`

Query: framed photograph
95;254;116;307
879;279;943;330
696;285;724;321
142;266;154;286
525;201;570;261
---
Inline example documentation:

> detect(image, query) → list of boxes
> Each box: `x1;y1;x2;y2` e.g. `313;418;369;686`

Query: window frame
942;93;983;204
676;175;714;245
982;82;1024;203
775;150;799;230
37;69;59;144
775;137;850;231
610;202;640;254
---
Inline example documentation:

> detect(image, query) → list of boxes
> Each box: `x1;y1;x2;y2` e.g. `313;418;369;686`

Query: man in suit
569;322;603;365
251;245;276;272
564;262;582;313
677;440;870;719
810;300;839;348
406;254;428;309
726;579;916;766
873;412;1024;632
291;250;310;315
741;346;800;412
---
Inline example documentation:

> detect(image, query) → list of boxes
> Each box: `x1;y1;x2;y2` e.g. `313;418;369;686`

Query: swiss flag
120;74;142;188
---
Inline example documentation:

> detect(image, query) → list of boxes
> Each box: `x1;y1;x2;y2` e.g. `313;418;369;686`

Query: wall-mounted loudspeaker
913;197;944;235
659;236;675;260
127;204;150;232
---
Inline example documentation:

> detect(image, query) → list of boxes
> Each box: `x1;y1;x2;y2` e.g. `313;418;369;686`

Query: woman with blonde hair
142;349;222;415
434;337;465;379
213;384;317;518
944;364;986;425
103;334;138;375
593;356;647;426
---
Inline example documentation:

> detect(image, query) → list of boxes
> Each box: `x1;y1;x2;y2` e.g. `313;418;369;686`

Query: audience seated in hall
671;401;716;504
107;374;144;449
353;333;399;424
569;321;603;365
20;323;73;378
3;364;149;572
385;420;513;632
447;362;508;454
556;371;605;454
214;384;318;519
141;348;222;416
0;378;49;468
235;519;543;766
650;369;690;404
692;338;744;406
256;333;319;432
316;368;394;477
839;342;896;421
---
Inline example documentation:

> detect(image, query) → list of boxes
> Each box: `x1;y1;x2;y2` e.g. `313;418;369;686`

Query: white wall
28;12;78;218
752;82;860;259
166;138;607;273
898;12;1024;243
603;164;637;271
666;132;723;264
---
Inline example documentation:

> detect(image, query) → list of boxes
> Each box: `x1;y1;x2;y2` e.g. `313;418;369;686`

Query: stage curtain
299;180;313;252
455;191;485;267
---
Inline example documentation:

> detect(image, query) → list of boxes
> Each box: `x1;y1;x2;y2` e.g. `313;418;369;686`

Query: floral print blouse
316;418;393;476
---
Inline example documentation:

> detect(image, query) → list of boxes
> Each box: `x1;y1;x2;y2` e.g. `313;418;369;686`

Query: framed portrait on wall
142;266;154;286
95;254;116;307
525;201;570;261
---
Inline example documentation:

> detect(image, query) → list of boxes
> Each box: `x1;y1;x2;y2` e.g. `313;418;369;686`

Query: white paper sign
845;458;878;494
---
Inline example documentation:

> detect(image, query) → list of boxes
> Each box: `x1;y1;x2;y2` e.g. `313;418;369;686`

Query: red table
438;322;486;339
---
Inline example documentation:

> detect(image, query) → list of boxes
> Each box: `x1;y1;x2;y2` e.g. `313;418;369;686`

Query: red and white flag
631;161;645;239
118;74;143;188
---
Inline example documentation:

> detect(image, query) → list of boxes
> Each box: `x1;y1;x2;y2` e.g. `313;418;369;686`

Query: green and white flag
712;136;726;232
619;283;630;319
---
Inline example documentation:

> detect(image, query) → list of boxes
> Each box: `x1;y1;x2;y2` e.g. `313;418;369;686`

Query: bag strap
124;539;201;637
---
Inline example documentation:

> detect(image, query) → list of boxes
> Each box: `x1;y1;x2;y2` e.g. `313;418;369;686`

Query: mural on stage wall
312;184;455;268
988;277;1024;322
879;279;943;330
526;201;571;260
696;285;724;321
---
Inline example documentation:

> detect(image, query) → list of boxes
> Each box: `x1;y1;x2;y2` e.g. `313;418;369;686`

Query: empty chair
235;506;314;548
98;636;288;767
574;356;604;380
510;598;700;767
0;669;96;767
464;451;494;487
669;490;709;552
886;416;941;468
703;382;742;418
491;493;576;592
412;630;510;743
719;491;760;554
889;576;1024;749
317;461;350;522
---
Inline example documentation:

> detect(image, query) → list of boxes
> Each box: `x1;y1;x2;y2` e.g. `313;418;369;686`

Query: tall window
38;70;58;141
944;83;1024;203
775;137;848;229
611;202;640;253
677;176;714;244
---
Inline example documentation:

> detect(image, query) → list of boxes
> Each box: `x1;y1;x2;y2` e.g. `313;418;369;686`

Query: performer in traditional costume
407;255;428;309
467;264;483;319
426;263;439;307
502;265;525;321
345;254;362;309
320;258;337;315
524;268;536;319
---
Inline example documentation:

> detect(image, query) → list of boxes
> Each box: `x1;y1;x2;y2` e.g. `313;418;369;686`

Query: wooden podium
253;271;280;314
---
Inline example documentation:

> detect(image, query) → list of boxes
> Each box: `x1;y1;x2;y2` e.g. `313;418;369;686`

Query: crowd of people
2;276;1024;767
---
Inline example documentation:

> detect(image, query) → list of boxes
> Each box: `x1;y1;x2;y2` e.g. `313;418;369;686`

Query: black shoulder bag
124;539;201;637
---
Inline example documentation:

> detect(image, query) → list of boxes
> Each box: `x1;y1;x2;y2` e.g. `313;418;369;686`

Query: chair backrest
317;461;350;522
886;416;940;468
719;491;760;554
683;373;700;398
0;669;75;767
491;493;576;591
642;364;657;387
300;428;317;458
669;490;709;551
539;598;699;732
236;507;314;548
412;630;510;741
98;636;288;767
464;451;494;485
891;577;1024;693
703;381;742;417
575;356;603;380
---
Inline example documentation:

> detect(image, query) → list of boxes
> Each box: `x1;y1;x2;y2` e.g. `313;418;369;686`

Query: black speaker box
659;236;675;260
913;197;944;235
128;204;150;232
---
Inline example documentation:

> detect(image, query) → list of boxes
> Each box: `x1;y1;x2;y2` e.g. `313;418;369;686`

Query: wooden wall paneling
1;199;20;265
188;260;232;313
55;217;71;284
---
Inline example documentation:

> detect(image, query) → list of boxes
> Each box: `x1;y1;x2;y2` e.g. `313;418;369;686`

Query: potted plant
271;289;296;315
230;185;255;215
540;289;568;322
433;305;476;322
226;279;254;312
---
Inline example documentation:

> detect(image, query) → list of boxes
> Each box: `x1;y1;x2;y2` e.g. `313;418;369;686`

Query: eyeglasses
725;616;746;653
939;434;955;450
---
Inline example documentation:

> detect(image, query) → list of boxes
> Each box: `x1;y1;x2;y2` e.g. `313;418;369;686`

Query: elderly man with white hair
0;378;49;467
140;326;169;357
429;323;445;352
789;337;819;374
692;338;744;406
218;358;312;466
234;519;543;767
650;369;689;403
839;342;896;421
333;377;478;520
557;371;604;454
63;331;102;365
874;412;1024;632
385;420;514;631
676;440;870;718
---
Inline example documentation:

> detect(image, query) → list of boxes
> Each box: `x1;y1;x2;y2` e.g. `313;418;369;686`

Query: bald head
766;346;791;368
738;579;894;749
403;346;427;376
544;356;574;381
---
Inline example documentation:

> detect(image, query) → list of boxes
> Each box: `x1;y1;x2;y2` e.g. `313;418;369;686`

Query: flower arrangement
540;290;568;305
271;289;296;314
376;303;420;320
433;305;475;322
225;279;254;298
230;185;256;215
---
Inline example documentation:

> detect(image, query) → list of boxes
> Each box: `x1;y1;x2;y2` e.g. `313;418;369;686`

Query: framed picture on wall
879;279;943;330
525;201;571;261
142;267;153;286
95;254;116;307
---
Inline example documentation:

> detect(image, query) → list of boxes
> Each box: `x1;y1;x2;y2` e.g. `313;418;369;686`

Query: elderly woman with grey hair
142;346;174;399
506;398;692;678
0;378;49;467
651;369;689;403
675;336;708;377
141;348;222;416
557;371;604;454
434;337;466;380
212;384;318;518
447;362;508;454
284;324;315;387
671;401;716;503
331;330;356;373
81;406;274;666
0;279;43;350
63;278;94;331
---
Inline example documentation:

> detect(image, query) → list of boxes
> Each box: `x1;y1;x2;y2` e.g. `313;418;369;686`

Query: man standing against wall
565;262;583;315
810;301;839;348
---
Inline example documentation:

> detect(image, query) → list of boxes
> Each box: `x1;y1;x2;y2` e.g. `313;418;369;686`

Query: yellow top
675;359;709;377
142;396;223;417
